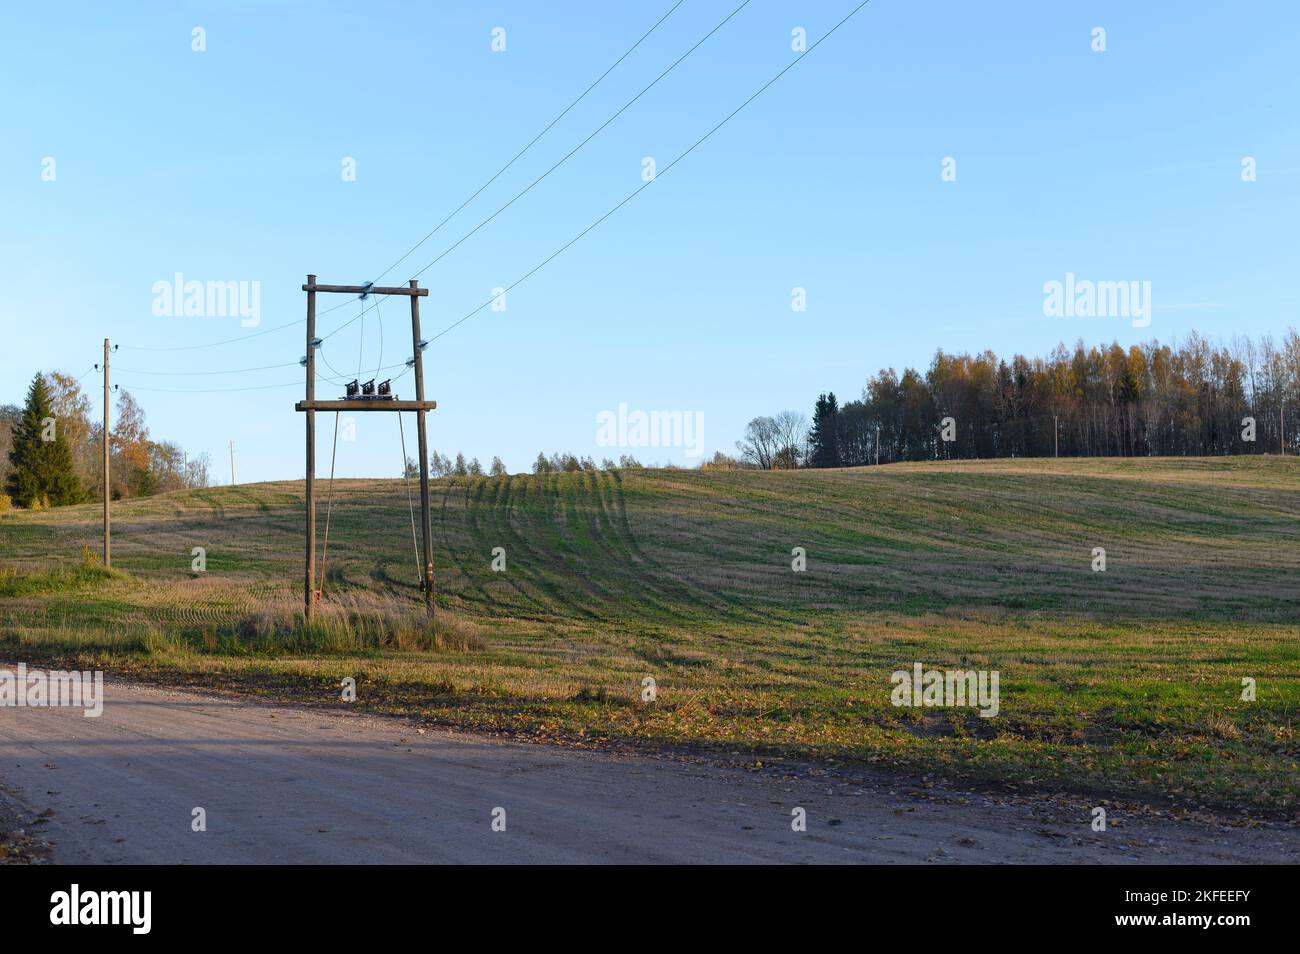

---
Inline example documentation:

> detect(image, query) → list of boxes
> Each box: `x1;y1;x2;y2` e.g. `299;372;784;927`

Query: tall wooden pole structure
409;279;435;617
304;276;317;620
102;337;111;567
297;278;436;623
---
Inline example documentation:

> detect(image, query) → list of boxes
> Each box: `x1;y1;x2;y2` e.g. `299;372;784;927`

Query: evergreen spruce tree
6;373;83;507
807;392;841;468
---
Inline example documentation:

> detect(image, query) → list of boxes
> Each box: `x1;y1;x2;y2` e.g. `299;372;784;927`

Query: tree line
9;330;1293;511
2;372;210;510
411;451;650;478
737;331;1300;468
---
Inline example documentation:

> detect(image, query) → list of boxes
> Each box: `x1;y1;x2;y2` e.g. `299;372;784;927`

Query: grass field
2;457;1297;816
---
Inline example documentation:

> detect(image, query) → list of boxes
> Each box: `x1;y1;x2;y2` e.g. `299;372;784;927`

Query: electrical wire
347;0;691;297
108;379;304;394
406;0;753;283
113;361;300;376
355;297;366;378
373;293;383;380
316;411;341;600
429;0;875;344
397;413;422;583
118;314;307;352
107;1;872;388
124;1;692;349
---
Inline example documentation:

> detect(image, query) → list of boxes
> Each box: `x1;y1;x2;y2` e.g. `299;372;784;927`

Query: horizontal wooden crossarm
296;400;437;412
301;283;429;296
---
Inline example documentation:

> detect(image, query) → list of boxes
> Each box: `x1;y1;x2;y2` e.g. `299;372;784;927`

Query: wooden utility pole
304;276;316;620
102;338;111;567
874;426;880;466
229;441;236;485
296;278;436;622
410;279;435;618
1054;415;1059;458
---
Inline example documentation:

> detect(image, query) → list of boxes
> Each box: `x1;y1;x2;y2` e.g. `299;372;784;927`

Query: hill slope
2;457;1298;813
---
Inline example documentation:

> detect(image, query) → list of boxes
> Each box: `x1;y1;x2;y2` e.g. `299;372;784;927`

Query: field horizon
3;455;1298;818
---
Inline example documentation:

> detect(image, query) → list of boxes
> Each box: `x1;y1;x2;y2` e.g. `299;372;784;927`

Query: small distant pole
874;426;880;466
229;441;237;485
1282;402;1286;455
1054;415;1059;458
102;338;111;567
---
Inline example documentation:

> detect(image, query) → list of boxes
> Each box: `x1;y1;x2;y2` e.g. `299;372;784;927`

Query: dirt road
0;673;1294;864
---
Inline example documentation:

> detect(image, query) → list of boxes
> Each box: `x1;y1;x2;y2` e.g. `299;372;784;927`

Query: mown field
1;457;1298;816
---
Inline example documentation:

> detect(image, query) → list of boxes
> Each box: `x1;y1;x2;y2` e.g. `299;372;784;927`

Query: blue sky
2;1;1297;480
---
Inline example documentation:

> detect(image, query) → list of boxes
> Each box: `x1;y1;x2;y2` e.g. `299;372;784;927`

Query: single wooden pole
410;280;434;619
1054;415;1059;457
229;441;236;485
304;275;317;621
102;338;111;567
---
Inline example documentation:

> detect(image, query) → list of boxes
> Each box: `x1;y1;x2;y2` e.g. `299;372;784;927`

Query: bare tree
772;410;810;468
185;451;211;488
736;416;779;469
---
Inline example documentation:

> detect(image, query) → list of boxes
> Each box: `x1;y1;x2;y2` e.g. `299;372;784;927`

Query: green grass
2;456;1298;815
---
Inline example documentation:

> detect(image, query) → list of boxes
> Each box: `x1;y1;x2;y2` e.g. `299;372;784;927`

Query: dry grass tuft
232;596;484;655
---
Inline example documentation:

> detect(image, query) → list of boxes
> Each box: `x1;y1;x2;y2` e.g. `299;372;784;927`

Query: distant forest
1;371;209;509
736;331;1300;469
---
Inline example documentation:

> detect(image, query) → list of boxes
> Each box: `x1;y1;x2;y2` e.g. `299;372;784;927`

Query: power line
112;355;410;394
355;297;366;376
117;284;390;355
117;313;307;352
431;0;875;344
111;379;304;394
111;0;740;368
315;343;406;382
318;346;351;382
319;1;752;346
373;293;383;379
369;0;689;287
112;0;866;377
406;0;754;283
119;1;724;360
113;360;300;376
287;0;702;328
